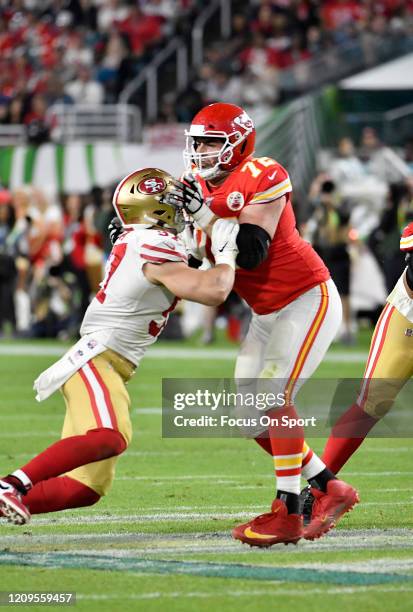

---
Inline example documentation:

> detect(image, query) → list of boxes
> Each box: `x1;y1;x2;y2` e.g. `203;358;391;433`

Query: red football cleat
303;479;359;541
232;499;303;547
0;480;31;525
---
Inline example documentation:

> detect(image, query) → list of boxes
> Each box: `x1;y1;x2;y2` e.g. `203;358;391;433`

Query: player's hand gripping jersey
195;156;330;314
81;227;187;365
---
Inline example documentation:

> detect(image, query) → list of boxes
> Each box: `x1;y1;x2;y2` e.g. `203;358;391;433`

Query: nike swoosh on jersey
268;170;278;181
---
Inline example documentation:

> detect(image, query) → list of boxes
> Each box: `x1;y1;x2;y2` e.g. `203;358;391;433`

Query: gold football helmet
112;168;184;233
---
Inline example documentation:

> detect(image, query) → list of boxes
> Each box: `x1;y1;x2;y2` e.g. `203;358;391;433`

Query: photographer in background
368;182;413;294
0;190;16;335
307;176;353;344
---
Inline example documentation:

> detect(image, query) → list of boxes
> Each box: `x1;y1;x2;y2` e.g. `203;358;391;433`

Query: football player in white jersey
0;167;239;525
301;221;413;529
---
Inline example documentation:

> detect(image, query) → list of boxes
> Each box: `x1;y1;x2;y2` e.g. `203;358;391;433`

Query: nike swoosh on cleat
243;527;278;540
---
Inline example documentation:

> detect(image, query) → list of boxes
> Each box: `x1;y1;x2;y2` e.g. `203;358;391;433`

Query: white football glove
181;222;206;261
211;218;239;270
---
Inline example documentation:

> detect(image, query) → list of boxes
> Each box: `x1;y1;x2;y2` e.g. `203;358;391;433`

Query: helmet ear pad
219;128;256;172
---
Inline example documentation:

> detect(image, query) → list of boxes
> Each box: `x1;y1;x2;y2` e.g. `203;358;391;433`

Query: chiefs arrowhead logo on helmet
400;222;413;252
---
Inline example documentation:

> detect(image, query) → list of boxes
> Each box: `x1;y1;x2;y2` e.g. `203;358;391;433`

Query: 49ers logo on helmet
138;176;166;194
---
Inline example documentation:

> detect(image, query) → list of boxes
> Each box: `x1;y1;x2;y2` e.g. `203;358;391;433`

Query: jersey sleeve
140;230;188;265
248;162;292;206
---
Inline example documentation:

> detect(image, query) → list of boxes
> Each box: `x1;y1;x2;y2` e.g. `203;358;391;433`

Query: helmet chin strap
197;164;229;181
197;166;220;180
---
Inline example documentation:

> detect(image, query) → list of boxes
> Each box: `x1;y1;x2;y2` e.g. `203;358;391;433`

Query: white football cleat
0;480;31;525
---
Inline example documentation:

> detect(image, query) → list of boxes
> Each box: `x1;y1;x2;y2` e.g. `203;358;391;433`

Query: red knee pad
86;428;127;459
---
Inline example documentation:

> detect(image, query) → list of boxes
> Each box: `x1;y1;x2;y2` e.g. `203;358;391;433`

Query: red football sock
268;405;304;496
24;476;100;514
17;428;126;487
322;403;379;474
254;434;272;455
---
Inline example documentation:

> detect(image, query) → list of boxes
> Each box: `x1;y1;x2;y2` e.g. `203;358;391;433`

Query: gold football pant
357;303;413;417
61;349;135;496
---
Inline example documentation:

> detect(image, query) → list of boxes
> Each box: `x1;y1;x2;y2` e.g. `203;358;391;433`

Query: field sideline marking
0;551;411;585
0;343;368;362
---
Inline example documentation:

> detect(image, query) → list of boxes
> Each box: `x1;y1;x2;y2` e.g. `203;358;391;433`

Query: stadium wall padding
0;142;185;194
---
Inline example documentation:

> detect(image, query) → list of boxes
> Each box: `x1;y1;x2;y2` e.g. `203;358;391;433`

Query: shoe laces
252;511;278;525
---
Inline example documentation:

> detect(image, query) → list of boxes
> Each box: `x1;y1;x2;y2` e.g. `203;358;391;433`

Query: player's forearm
204;265;235;305
179;266;234;306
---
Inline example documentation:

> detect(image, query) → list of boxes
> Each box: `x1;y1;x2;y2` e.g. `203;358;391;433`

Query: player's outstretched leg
23;476;100;514
0;427;126;524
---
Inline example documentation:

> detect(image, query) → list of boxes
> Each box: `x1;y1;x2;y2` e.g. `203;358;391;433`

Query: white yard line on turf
3;503;411;528
0;431;60;438
1;529;412;554
114;471;413;480
0;451;184;459
74;586;413;601
0;343;368;362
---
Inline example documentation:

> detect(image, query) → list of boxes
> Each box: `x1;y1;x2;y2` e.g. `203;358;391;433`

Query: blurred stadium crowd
0;182;116;338
0;0;412;138
170;0;413;121
0;0;413;342
1;124;412;343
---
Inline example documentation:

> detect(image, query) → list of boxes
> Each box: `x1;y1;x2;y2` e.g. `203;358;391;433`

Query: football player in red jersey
170;102;359;546
302;222;413;534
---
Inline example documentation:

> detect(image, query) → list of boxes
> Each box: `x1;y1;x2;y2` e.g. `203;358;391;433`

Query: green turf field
0;333;412;611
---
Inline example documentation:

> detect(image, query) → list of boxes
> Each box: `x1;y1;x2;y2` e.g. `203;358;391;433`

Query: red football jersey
196;156;330;314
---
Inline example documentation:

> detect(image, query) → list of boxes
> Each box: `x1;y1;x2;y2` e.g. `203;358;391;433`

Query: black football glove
108;216;123;245
168;175;204;215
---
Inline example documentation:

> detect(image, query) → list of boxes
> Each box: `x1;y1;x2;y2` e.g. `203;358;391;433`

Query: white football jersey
80;227;187;365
